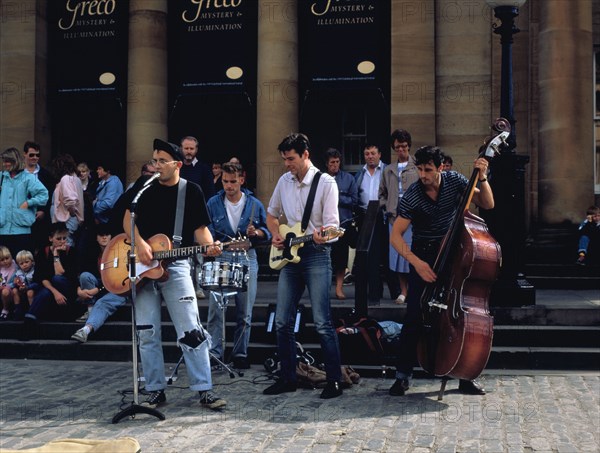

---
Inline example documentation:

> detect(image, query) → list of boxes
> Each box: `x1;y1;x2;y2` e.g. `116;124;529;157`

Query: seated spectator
75;222;112;321
9;250;38;320
22;222;81;339
0;246;18;319
576;205;600;266
71;224;127;343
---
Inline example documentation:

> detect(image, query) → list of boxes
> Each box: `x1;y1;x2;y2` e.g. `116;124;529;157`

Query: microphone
143;172;161;187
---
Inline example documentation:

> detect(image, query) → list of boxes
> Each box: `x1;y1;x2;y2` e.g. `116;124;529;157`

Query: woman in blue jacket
0;147;49;257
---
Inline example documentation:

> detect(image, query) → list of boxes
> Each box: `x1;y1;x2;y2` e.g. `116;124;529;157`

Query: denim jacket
206;188;271;247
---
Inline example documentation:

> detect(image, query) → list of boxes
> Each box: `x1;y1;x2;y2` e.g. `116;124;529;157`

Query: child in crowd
10;250;38;320
576;205;600;266
0;246;18;320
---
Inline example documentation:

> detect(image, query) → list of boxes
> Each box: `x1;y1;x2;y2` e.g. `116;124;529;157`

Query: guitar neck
289;229;336;247
289;235;315;247
152;245;207;261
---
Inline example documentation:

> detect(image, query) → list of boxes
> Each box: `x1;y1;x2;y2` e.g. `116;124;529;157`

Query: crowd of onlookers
1;137;597;341
0;141;129;338
0;138;255;342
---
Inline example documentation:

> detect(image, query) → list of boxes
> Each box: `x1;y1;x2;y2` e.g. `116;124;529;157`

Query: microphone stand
112;181;165;423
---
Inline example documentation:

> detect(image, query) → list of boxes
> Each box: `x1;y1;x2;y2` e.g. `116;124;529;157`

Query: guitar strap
301;171;322;233
172;178;187;248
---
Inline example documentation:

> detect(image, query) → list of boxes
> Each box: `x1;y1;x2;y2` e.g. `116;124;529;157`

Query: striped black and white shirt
396;171;468;241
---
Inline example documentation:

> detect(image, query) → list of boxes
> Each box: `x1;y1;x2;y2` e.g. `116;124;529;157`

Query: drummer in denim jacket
205;162;271;369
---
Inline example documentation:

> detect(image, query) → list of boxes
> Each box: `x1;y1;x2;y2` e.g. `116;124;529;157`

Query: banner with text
48;0;129;96
169;0;258;99
300;0;389;91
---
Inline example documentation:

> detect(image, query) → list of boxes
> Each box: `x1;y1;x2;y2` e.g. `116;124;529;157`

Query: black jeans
394;240;440;378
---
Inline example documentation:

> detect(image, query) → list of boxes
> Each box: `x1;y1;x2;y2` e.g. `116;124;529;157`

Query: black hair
278;133;311;156
325;148;342;162
49;222;68;236
391;129;412;148
23;141;40;153
414;146;444;167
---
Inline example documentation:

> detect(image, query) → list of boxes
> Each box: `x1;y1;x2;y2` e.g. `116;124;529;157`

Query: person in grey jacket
0;147;49;257
379;129;419;304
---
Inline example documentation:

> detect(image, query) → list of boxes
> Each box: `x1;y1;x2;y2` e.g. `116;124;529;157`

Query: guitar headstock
321;227;345;242
223;237;251;252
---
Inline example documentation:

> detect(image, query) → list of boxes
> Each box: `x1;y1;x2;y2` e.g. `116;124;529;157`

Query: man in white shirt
264;133;343;400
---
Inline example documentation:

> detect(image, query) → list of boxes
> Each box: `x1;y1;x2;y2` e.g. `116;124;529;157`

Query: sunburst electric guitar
100;233;250;295
269;224;345;270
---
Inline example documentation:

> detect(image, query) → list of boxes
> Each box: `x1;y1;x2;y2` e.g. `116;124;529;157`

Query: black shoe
263;379;297;395
458;379;486;395
199;391;227;409
320;381;343;399
389;378;410;396
233;356;250;369
142;390;166;407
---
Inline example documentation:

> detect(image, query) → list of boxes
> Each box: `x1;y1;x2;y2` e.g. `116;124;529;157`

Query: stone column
391;0;435;148
435;0;492;173
256;0;298;206
538;1;594;223
0;1;50;155
126;0;168;184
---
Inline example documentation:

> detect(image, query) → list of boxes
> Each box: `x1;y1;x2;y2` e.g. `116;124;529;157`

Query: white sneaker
395;294;406;305
71;327;88;343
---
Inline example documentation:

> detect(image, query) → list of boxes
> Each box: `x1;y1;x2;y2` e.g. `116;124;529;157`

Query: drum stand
112;190;165;423
167;290;242;383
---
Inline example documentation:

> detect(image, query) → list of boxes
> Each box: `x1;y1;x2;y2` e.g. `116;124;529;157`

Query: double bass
416;118;510;383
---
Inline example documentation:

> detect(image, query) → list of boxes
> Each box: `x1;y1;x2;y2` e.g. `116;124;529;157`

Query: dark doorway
50;95;127;181
300;90;390;173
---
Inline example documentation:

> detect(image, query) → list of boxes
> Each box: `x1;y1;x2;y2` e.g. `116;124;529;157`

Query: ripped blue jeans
134;259;212;392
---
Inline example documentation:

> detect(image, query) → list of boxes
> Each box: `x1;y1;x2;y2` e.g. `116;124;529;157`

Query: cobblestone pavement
0;360;598;452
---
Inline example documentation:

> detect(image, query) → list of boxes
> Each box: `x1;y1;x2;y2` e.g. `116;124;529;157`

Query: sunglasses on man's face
28;153;40;158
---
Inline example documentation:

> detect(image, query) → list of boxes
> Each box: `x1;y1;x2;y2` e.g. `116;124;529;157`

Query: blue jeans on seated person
274;244;342;383
78;272;101;303
134;259;212;393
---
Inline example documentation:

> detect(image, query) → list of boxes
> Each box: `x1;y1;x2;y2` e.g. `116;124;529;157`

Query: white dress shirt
268;165;339;234
358;162;384;209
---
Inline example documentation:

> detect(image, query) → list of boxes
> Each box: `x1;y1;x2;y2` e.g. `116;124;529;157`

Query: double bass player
389;145;494;396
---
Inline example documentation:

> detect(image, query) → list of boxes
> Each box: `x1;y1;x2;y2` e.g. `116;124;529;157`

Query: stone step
2;339;598;372
2;321;598;349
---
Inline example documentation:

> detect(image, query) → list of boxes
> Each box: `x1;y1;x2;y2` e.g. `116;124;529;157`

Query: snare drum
199;261;249;292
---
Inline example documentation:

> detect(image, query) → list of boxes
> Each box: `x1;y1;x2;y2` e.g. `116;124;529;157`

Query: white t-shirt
225;192;246;233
